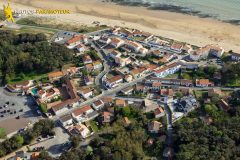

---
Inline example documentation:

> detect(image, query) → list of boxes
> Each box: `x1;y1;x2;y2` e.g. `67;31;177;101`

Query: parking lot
0;87;40;134
29;123;70;157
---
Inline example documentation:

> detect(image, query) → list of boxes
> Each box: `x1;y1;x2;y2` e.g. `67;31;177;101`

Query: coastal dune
3;0;240;52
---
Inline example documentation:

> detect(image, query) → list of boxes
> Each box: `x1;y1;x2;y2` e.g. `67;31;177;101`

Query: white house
59;114;73;127
104;75;123;88
92;100;104;110
72;105;94;123
6;80;34;93
125;40;143;52
93;61;103;70
84;76;94;85
99;36;111;44
76;44;87;52
80;88;93;99
154;63;181;78
110;37;125;48
65;35;87;49
72;124;91;138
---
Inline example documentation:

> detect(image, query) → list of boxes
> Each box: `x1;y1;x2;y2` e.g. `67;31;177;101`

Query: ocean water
120;0;240;24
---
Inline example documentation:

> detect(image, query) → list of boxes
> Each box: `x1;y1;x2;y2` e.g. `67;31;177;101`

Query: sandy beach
2;0;240;52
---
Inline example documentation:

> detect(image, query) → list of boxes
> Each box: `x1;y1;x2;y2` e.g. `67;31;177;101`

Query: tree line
0;30;74;84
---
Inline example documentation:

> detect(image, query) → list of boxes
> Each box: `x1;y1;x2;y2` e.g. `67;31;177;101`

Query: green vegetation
39;103;48;113
90;120;99;132
131;36;146;41
0;30;73;84
222;62;240;86
0;11;4;21
16;17;108;33
0;119;54;157
0;128;6;139
59;106;166;159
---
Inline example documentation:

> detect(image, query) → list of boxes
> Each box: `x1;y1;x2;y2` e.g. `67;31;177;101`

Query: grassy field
90;120;99;132
16;17;108;33
193;90;208;101
225;78;240;87
8;72;48;84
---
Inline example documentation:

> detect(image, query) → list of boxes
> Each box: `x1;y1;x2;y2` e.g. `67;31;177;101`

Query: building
36;87;61;103
76;44;87;52
115;99;126;107
121;86;134;95
125;40;143;52
48;71;64;82
99;36;111;44
170;42;183;53
79;88;93;99
104;75;123;88
72;105;94;123
99;111;114;124
124;74;133;82
93;60;103;70
84;76;94;85
6;80;34;93
92;100;104;110
69;124;90;138
59;114;73;127
101;97;113;106
82;55;93;64
85;63;94;72
190;44;224;61
230;52;240;61
65;35;87;49
160;89;174;97
148;121;162;133
195;79;214;87
51;102;69;115
154;63;181;78
110;37;125;48
219;99;230;112
154;107;165;118
147;77;193;87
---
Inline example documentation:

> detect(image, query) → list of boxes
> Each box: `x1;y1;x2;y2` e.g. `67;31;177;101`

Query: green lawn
166;73;178;78
193;90;208;101
181;72;192;80
90;120;99;132
0;128;6;139
8;72;48;84
131;36;146;41
225;78;240;87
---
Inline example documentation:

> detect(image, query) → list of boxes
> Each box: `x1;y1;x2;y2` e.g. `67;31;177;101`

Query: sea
117;0;240;24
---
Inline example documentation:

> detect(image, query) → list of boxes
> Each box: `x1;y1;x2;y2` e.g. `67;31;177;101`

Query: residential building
72;105;94;123
154;107;165;118
99;111;114;124
148;121;162;133
121;86;134;95
92;100;104;110
124;74;133;82
147;77;193;87
219;99;230;112
104;75;123;88
76;44;87;52
59;114;73;127
190;44;224;61
160;89;174;97
36;87;61;103
6;80;34;93
115;99;126;107
84;76;94;85
110;37;125;48
195;79;214;87
154;63;181;78
93;60;103;70
79;88;93;99
69;124;90;138
48;71;64;82
51;102;69;115
101;97;113;106
85;63;94;72
125;40;143;52
83;55;93;64
65;35;87;49
170;42;183;53
99;36;111;44
230;52;240;61
139;48;148;55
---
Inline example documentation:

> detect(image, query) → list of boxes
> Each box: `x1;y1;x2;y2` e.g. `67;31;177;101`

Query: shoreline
2;0;240;53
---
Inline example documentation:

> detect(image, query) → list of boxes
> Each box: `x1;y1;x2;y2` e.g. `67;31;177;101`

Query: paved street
29;123;70;158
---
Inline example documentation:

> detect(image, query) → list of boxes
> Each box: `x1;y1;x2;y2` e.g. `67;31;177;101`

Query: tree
175;92;183;98
121;106;131;117
38;151;54;160
39;103;48;113
0;128;6;139
70;135;81;148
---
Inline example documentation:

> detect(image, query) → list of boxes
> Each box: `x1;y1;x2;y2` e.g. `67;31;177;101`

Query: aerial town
1;23;240;159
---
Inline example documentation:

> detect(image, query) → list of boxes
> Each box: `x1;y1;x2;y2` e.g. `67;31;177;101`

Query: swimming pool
31;88;38;96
